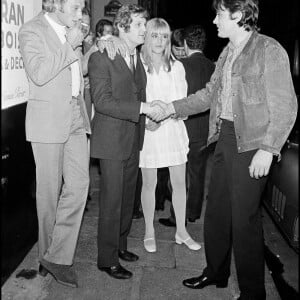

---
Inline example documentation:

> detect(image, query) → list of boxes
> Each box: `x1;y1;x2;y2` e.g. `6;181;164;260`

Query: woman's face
149;31;169;55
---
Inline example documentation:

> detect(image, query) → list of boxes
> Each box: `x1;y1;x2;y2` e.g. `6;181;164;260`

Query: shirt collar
229;31;253;52
44;12;66;36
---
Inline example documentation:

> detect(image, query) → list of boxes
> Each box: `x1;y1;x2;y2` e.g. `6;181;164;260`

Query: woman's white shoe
144;237;157;252
175;233;201;251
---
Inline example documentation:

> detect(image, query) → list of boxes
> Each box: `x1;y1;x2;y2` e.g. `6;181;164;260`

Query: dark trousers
97;132;139;267
133;168;142;214
186;141;209;219
203;119;266;299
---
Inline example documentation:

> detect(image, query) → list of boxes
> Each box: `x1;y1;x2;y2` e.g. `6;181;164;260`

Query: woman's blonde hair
142;18;174;74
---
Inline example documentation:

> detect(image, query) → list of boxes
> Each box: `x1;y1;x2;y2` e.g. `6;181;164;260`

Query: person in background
159;24;215;227
88;4;164;280
171;28;187;59
151;0;297;298
74;7;95;208
19;0;90;288
95;18;113;38
139;18;201;253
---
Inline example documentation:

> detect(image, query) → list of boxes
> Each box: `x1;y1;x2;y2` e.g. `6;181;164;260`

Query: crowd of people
19;0;297;299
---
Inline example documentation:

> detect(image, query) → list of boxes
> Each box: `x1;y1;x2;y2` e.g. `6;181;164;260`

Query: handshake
142;100;175;122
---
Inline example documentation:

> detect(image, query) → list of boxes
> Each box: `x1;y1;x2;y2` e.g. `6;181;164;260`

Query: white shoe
175;233;201;251
144;237;157;253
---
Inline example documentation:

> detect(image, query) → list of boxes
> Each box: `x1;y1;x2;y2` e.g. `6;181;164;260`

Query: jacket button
238;146;241;150
233;114;237;118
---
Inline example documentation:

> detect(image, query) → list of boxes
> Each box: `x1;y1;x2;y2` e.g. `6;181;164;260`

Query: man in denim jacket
152;0;297;299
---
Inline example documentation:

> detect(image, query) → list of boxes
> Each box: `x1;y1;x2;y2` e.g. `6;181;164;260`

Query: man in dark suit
159;24;215;227
88;4;163;280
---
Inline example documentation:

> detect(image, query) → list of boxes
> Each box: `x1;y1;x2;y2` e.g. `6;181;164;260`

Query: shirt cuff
140;102;144;114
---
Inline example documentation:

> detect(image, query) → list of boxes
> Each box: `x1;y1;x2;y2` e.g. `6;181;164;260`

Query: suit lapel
37;13;63;50
135;53;147;88
117;54;133;78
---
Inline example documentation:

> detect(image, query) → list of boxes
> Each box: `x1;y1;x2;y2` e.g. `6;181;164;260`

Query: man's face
102;24;113;36
213;7;239;39
56;0;85;28
171;45;186;59
121;14;147;48
81;14;90;38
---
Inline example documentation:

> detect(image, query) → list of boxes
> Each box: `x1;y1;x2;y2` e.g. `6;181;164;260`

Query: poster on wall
1;0;34;110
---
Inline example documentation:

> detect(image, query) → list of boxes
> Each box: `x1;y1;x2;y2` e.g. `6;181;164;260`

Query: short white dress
139;60;189;169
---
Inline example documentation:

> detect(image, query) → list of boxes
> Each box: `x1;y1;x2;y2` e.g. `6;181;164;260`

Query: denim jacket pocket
241;74;264;105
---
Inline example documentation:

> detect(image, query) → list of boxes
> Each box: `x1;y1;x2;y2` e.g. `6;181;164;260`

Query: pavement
1;155;282;300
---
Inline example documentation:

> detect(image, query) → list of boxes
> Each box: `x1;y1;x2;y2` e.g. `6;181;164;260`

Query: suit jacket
88;50;147;160
173;32;297;155
18;12;91;143
181;52;215;145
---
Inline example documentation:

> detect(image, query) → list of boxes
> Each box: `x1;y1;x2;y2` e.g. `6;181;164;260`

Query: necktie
129;54;135;75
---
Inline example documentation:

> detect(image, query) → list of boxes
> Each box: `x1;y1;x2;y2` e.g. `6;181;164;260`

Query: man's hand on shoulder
96;35;129;60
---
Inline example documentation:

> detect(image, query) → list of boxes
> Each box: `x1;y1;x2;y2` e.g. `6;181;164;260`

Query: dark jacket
88;51;146;160
174;31;298;156
181;52;215;145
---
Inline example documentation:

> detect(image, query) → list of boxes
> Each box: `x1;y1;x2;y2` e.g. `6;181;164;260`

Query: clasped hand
142;100;173;122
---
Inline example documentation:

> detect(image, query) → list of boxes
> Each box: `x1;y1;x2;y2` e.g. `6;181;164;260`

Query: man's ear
184;39;188;53
117;23;125;34
232;11;243;23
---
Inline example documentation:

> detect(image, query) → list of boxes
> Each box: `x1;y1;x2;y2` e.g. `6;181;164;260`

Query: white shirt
44;13;81;97
123;49;137;69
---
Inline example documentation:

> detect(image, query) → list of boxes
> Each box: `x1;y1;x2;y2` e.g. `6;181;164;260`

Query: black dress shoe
159;217;176;227
38;264;49;277
182;274;228;289
118;250;139;262
132;210;143;219
98;264;132;279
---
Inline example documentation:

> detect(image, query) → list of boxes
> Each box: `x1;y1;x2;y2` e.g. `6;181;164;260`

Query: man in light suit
19;0;90;288
88;5;162;280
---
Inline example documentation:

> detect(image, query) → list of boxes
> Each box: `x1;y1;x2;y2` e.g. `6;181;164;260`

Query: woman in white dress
140;18;201;253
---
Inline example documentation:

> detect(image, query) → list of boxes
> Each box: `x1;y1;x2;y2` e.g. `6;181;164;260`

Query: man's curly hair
113;4;148;36
183;25;206;51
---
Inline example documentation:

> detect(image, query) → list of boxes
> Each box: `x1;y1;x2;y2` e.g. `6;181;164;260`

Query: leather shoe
159;217;176;227
38;264;48;277
40;258;78;288
98;264;132;279
182;274;228;289
118;250;139;262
